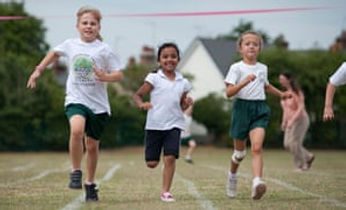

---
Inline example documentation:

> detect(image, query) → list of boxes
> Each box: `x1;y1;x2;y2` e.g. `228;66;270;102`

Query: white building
179;37;238;100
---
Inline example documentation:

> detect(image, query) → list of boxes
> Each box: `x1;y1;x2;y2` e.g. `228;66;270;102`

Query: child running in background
27;6;124;201
323;62;346;121
224;31;284;200
279;72;314;171
133;42;193;202
180;105;197;164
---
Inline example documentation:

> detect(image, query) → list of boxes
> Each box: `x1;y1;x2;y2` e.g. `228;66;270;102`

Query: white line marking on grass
176;172;217;210
266;177;346;208
0;163;36;172
27;163;70;181
202;164;346;208
61;164;122;210
12;163;36;171
100;164;122;182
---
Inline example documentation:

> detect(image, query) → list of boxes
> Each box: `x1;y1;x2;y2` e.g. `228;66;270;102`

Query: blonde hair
76;6;103;41
237;30;264;51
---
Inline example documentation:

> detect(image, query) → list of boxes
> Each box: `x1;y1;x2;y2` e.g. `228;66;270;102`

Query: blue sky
24;0;346;64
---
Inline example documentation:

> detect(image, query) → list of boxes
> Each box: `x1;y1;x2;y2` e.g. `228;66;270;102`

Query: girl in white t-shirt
27;6;124;201
133;42;193;202
323;62;346;121
224;31;284;200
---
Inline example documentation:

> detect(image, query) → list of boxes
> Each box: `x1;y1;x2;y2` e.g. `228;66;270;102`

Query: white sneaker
160;192;175;202
226;174;237;198
251;180;266;200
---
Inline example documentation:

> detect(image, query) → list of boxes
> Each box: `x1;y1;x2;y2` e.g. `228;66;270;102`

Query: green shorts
65;103;110;140
181;136;192;146
230;99;270;140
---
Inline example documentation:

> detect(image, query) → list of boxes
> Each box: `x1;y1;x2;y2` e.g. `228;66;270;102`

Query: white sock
253;176;261;185
72;168;81;172
84;180;93;185
228;171;237;179
185;155;191;160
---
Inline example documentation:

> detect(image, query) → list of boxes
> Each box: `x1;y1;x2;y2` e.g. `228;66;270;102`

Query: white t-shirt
330;62;346;86
224;61;269;100
145;70;191;130
54;38;124;114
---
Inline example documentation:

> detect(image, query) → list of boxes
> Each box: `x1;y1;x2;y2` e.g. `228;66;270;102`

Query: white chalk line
61;164;122;210
0;162;36;172
202;164;346;208
0;162;70;187
176;172;217;210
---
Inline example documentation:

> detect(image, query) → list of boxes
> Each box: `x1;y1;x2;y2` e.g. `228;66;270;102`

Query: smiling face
77;12;100;42
238;33;261;64
158;46;180;73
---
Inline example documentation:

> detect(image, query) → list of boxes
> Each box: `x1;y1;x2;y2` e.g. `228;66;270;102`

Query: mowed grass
0;147;346;210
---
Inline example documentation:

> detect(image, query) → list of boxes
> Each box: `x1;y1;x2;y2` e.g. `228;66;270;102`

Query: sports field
0;146;345;210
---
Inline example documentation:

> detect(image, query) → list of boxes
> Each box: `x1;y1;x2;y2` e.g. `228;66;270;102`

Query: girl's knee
70;130;84;141
251;145;263;154
189;140;197;148
85;139;99;153
146;161;159;168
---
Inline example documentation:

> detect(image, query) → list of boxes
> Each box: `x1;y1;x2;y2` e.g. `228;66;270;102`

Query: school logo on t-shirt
72;54;94;81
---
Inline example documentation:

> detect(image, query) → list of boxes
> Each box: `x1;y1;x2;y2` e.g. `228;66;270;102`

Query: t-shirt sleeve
330;62;346;86
224;65;238;85
183;79;192;92
105;46;124;73
145;73;156;86
264;66;269;85
53;40;69;56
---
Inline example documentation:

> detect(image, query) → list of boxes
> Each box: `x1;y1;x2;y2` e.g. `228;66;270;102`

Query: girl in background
279;72;314;171
180;105;197;164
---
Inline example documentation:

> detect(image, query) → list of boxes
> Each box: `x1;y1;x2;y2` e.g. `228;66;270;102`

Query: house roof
199;38;238;77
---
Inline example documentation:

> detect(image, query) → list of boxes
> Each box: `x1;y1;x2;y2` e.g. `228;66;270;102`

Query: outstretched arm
323;83;336;121
26;51;60;89
94;68;123;82
265;84;284;98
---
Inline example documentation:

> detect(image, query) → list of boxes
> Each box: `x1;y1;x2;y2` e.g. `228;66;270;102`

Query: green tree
273;34;289;49
217;19;270;44
192;93;231;146
0;2;66;151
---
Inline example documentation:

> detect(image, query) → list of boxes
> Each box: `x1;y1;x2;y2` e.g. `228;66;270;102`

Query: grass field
1;146;345;210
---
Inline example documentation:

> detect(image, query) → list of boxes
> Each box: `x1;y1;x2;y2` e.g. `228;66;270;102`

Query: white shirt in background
330;62;346;86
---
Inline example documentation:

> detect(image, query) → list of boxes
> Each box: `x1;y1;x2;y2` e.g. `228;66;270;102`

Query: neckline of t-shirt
78;38;99;45
241;60;258;68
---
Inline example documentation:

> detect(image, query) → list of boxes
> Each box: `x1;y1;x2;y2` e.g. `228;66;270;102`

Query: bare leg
85;136;99;183
249;128;265;178
186;139;197;158
69;115;85;170
162;155;176;192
